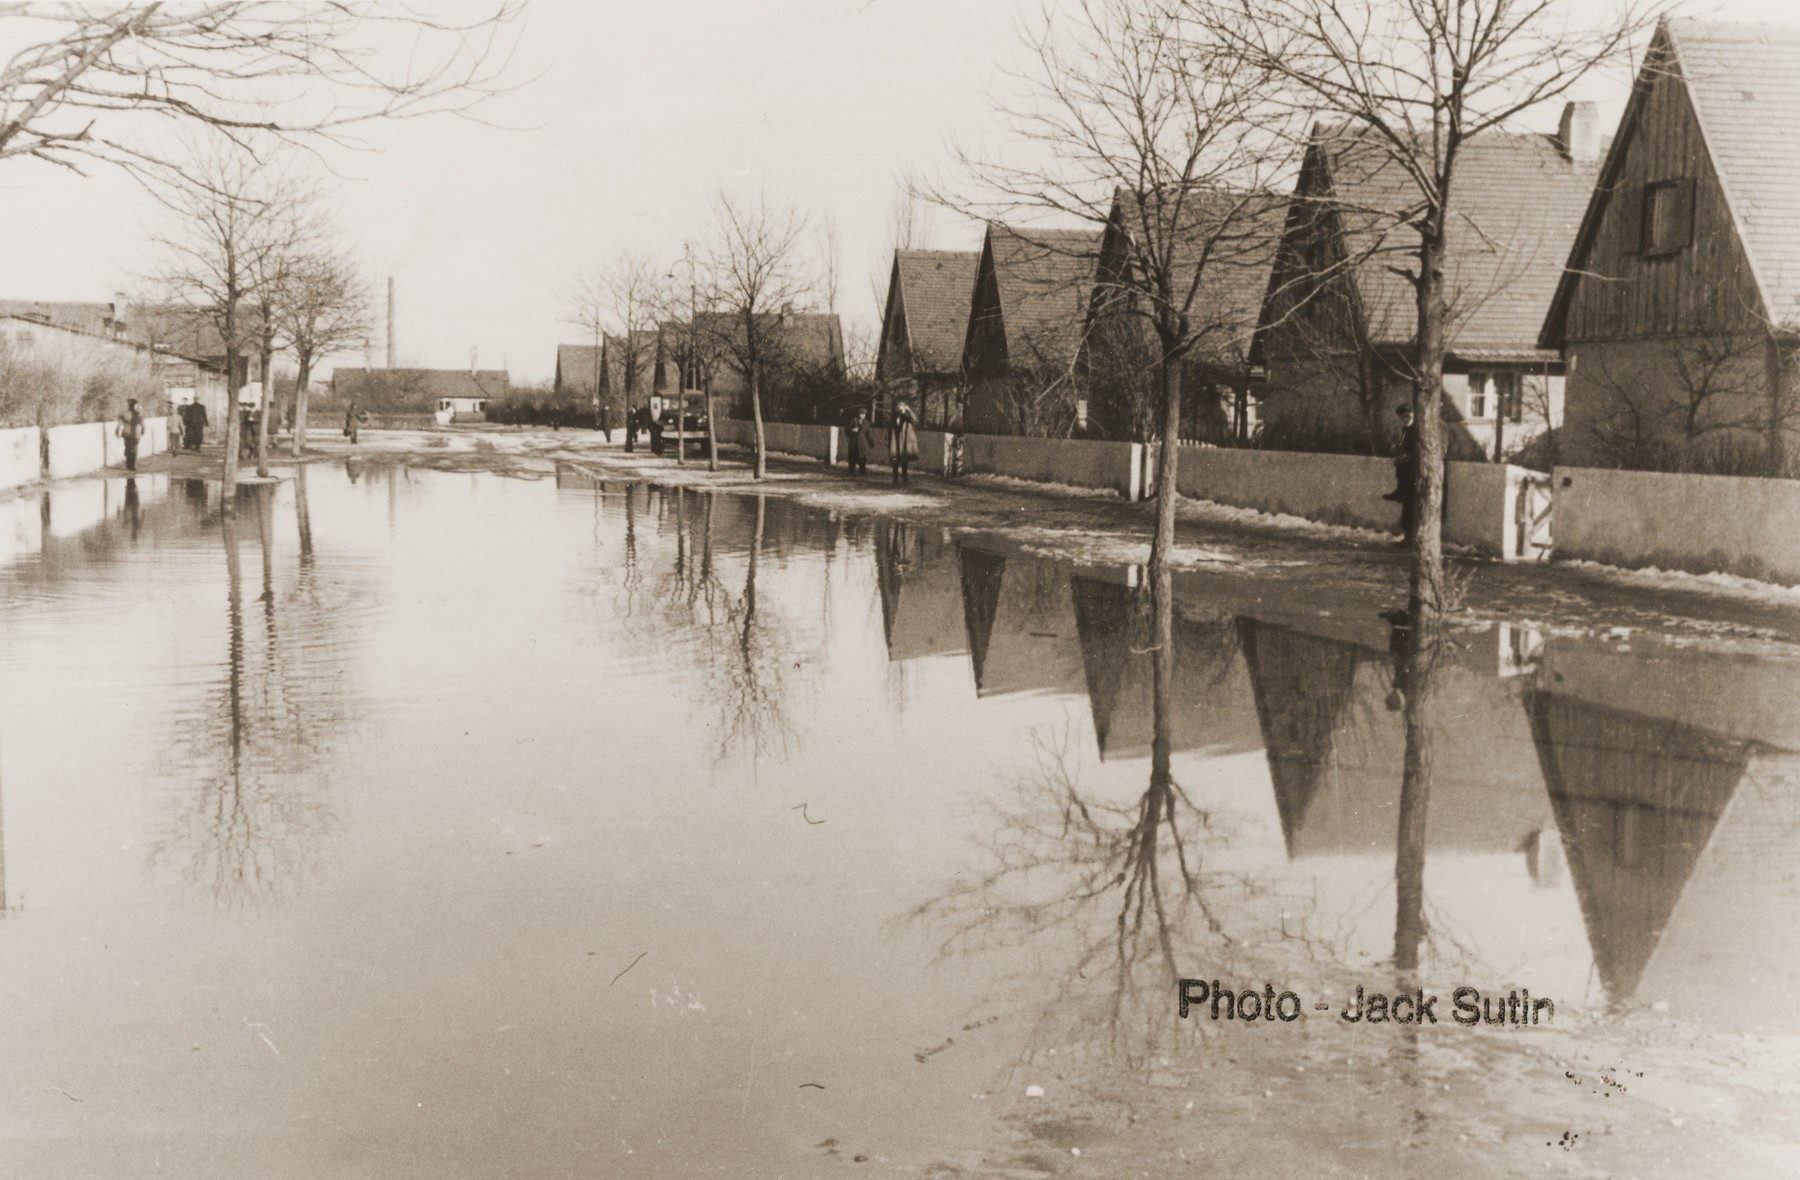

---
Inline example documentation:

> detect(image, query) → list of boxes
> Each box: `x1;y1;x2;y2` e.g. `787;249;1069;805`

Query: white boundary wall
960;435;1144;499
1174;446;1533;558
1552;466;1800;584
0;426;39;490
46;422;107;479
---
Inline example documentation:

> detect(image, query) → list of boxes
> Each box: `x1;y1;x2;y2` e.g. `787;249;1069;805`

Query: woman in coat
887;400;919;485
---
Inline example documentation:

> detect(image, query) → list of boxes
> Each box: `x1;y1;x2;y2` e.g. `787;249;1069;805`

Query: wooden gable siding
875;260;912;382
962;241;1008;379
1259;143;1367;364
1563;53;1764;342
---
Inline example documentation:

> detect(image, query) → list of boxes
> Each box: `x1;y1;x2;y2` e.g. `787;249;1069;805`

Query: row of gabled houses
553;310;846;425
877;16;1800;476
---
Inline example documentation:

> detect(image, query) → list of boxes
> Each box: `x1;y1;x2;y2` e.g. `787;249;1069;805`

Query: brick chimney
1557;101;1600;163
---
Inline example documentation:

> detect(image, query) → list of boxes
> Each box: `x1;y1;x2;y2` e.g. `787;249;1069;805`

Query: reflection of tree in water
618;488;797;764
150;482;363;906
911;568;1247;1065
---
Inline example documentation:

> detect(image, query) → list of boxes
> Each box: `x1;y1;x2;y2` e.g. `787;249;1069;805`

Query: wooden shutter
1676;177;1696;250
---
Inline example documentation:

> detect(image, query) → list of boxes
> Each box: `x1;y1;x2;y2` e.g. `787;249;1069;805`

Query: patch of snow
1561;560;1800;606
963;473;1123;502
1173;495;1393;545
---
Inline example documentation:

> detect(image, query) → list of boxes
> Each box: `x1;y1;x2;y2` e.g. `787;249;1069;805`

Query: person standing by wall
844;407;874;477
887;399;919;485
116;399;145;471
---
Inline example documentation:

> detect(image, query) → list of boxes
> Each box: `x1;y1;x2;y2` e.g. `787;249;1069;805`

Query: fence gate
1514;473;1553;559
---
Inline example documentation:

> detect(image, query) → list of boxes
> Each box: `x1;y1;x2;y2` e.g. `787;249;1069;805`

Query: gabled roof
692;310;844;373
1096;188;1286;367
555;344;602;393
971;224;1104;371
1542;18;1800;343
886;249;979;376
1296;121;1593;359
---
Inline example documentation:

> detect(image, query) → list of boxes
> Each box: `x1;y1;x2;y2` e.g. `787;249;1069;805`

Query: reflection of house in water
1526;640;1800;1019
874;521;966;662
956;545;1085;698
1237;617;1552;859
1069;576;1261;760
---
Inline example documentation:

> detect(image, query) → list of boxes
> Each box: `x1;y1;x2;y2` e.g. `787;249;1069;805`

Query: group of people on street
175;400;209;452
842;400;918;485
621;405;663;455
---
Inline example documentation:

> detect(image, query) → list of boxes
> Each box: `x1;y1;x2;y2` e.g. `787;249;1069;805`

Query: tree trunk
1393;614;1437;972
1410;227;1449;619
1147;338;1183;581
291;355;312;459
255;334;273;477
705;384;718;473
750;355;767;480
222;346;241;508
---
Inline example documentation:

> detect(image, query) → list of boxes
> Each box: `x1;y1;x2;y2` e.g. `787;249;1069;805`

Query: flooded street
3;462;1799;1177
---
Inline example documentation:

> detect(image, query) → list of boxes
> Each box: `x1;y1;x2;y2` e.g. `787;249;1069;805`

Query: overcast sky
2;0;1796;384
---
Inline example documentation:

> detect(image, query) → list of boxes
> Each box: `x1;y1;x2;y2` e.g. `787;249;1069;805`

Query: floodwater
1;462;1798;1178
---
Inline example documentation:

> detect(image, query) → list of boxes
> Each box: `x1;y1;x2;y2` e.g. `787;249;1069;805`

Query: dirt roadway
77;425;1800;651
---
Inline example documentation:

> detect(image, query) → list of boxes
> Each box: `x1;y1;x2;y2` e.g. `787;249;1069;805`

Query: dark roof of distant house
892;249;979;374
1307;121;1593;360
0;299;130;338
692;310;844;372
1102;188;1286;367
332;368;509;400
557;343;601;384
980;224;1104;370
1543;18;1800;342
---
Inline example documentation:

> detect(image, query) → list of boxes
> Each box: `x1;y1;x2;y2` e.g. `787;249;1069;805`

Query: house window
1641;179;1694;256
1468;373;1491;420
1467;372;1521;422
440;399;452;412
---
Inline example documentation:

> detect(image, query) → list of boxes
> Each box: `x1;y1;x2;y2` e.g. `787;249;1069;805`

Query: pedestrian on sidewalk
182;399;208;451
623;405;638;453
648;408;665;456
599;404;612;443
116;399;145;471
888;399;919;485
844;407;874;477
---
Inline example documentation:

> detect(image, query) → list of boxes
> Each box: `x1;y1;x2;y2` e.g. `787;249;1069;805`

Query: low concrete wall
1444;461;1537;559
0;426;40;491
712;419;837;464
1176;447;1400;531
45;422;107;480
1173;446;1532;557
761;422;837;464
961;434;1144;499
1552;466;1800;584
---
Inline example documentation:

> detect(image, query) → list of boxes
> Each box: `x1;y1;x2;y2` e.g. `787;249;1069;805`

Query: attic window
1641;179;1694;256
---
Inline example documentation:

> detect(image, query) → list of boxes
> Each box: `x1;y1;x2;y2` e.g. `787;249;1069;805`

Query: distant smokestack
1557;101;1600;164
386;276;396;368
470;345;478;374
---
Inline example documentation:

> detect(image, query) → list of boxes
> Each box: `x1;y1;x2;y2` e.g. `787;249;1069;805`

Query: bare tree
1208;0;1643;617
148;149;309;504
931;0;1293;580
570;252;665;436
0;4;522;183
701;191;817;479
278;245;371;458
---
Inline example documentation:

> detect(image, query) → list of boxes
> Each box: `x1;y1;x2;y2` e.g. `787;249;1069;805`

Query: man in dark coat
887;400;919;485
844;408;874;476
648;407;665;456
